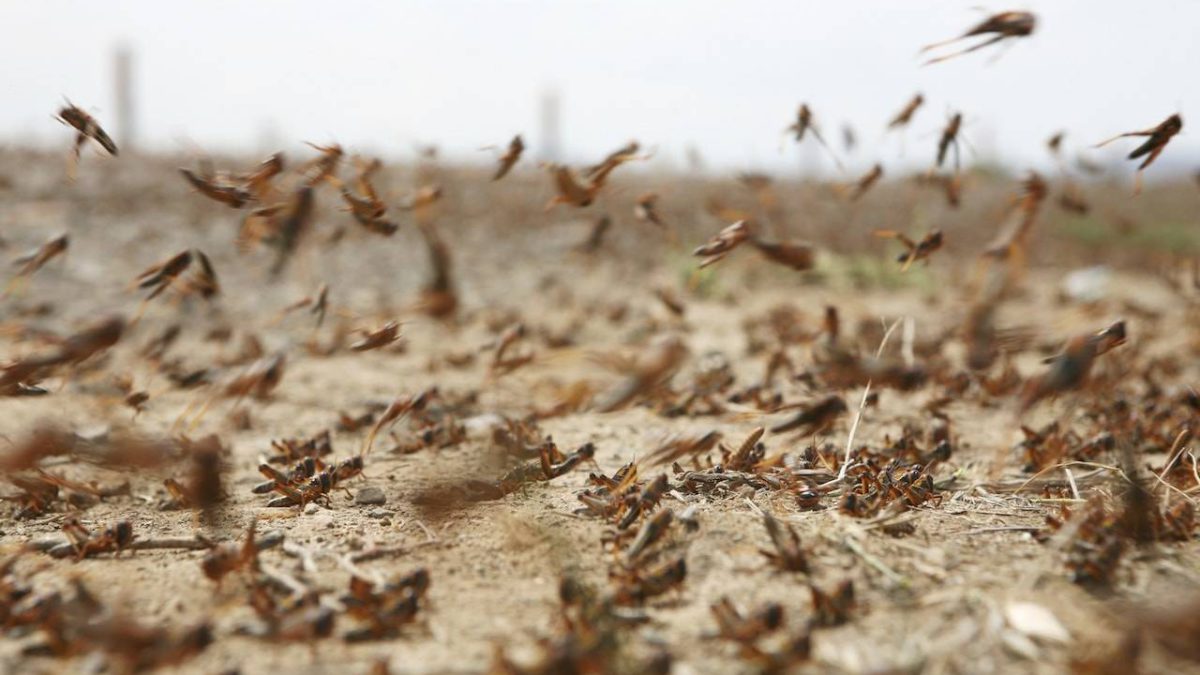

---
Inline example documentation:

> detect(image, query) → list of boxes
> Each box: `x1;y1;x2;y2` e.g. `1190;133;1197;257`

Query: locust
887;93;924;130
873;229;944;271
489;134;524;181
920;11;1036;65
56;102;117;177
1095;114;1183;194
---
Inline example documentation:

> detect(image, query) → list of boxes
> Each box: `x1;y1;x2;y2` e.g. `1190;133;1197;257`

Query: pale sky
3;1;1198;175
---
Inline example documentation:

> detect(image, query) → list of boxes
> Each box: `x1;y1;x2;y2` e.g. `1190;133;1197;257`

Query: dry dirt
0;150;1198;674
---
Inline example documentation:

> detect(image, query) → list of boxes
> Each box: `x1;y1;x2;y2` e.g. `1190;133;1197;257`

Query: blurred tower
685;144;706;174
113;45;136;151
539;87;561;162
257;118;284;155
798;138;819;178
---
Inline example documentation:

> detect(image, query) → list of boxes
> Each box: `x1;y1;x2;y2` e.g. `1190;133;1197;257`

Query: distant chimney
113;45;135;151
539;87;561;162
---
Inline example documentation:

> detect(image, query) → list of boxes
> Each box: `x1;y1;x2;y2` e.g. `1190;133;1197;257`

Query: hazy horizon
5;1;1199;178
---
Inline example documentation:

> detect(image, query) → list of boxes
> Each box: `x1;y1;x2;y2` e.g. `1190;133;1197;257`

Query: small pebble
303;502;321;515
368;508;389;519
355;486;387;506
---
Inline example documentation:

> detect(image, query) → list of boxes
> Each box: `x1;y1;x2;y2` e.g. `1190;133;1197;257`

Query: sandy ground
0;150;1198;674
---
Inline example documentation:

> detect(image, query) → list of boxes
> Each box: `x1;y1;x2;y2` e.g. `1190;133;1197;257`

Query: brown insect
759;511;809;573
463;441;597;501
710;597;785;645
746;631;812;673
577;464;636;518
737;171;773;191
593;335;689;412
342;569;430;641
362;390;431;455
6;473;66;518
1159;500;1196;542
490;134;524;181
635;192;666;227
809;305;848;367
1019;321;1127;412
161;435;225;516
1095;114;1183;193
543;164;612;210
10;233;68;281
808;579;855;627
612;556;687;606
273;185;315;275
550;144;648;210
576;214;613;253
585;140;642;179
0;314;125;393
1054;497;1126;586
258;455;363;507
134;249;191;301
339;157;398;236
178;167;253;208
1047;131;1065;157
241;152;285;199
303;142;344;187
873;228;944;271
25;579;213;669
981;171;1048;265
350;321;402;352
489;322;534;376
399;184;443;212
310;284;330;326
57;518;135;559
56;102;117;177
61;315;128;365
648;427;720;466
887;93;924;130
694;220;751;268
935;112;964;170
119;386;147;417
786;104;823;145
268;429;335;464
238;202;285;252
279;284;330;327
721;426;767;472
181;250;220;299
201;521;262;583
415;222;458;319
770;395;847;435
243;586;336;643
1057;181;1091;215
618;474;671;529
253;456;319;494
920;11;1036;65
57;102;118;155
750;238;816;271
134;249;217;302
653;287;685;318
785;104;841;169
334;411;377;436
848;163;884;201
623;508;674;563
223;352;287;400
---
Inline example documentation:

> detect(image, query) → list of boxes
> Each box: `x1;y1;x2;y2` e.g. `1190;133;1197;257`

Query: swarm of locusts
2;8;1199;674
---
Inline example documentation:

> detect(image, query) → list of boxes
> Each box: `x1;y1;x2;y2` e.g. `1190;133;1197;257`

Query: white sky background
3;1;1198;176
